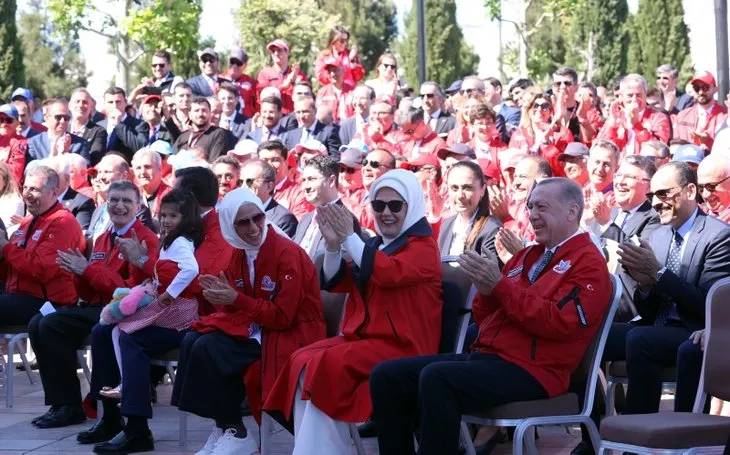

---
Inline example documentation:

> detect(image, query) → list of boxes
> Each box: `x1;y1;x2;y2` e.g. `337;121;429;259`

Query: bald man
697;154;730;223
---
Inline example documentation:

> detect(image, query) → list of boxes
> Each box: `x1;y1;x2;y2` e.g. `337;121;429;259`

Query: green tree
0;0;25;99
627;0;692;83
235;0;340;78
318;0;398;74
48;0;202;91
567;0;629;86
18;0;89;100
398;0;479;90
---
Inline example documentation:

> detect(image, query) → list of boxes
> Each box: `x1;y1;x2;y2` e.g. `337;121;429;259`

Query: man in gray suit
27;100;90;165
419;81;456;138
338;85;373;146
240;159;298;238
185;47;229;97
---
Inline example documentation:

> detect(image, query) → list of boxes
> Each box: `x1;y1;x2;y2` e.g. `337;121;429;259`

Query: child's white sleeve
161;237;199;298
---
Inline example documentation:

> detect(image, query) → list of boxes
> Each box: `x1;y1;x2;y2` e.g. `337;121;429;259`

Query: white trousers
292;370;354;455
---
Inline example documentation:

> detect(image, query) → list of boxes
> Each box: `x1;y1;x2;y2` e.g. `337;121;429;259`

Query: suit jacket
102;116;143;162
338;116;360;146
497;104;521;144
293;199;362;259
221;112;249;142
437;214;502;257
186;74;229;97
431;111;457;138
59;187;96;231
24;127;43;139
281;121;342;157
279;113;300;132
26;132;90;165
173;126;230;162
265;198;298;238
78;121;108;166
636;209;730;330
115;121;175;161
245;125;289;145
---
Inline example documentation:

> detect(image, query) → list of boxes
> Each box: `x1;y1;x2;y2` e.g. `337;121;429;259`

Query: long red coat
264;219;442;422
193;230;325;419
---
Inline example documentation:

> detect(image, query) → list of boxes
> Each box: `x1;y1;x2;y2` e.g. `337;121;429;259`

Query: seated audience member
465;104;508;166
0;103;27;184
697;153;730;222
168;82;193;136
582;140;619;226
337;141;367;218
437;143;476;177
353;96;401;154
240;158;298;238
0;162;24;234
208;97;224;128
212;155;241;200
640;140;671;167
31;181;158;432
68;88;107;166
558;142;590;187
245;96;289;144
397;107;446;159
27;99;90;164
217;83;248;143
128;49;185;98
288;139;328;171
420;81;457;138
494;155;551;241
672;71;727;151
172;97;229;162
370;178;612;455
171;188;325;454
227;139;259;166
131;148;170;218
294;155;361;259
66;150;95;199
281;97;342;157
45;156;96;231
186;47;229;97
257;140;313;219
359;148;397;231
99;87;141;158
402;154;444;224
13;98;44;139
0;166;83;327
597;74;671;155
265;170;442;454
115;94;174;160
339;84;374;145
438;160;501;256
671;143;704;170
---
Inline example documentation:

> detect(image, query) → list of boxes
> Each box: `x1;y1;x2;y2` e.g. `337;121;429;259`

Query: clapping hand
495;228;523;264
200;272;238;305
116;229;149;268
458;249;502;295
56;248;89;275
317;204;354;251
590;192;611;226
617;238;661;289
488;185;510;222
690;329;706;351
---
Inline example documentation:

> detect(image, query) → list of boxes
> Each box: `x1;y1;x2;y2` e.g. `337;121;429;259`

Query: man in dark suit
27;100;90;165
339;85;374;146
293;155;361;259
13;99;44;138
97;87;142;161
45;156;96;231
281;97;341;158
245;96;290;144
186;47;230;97
240;159;298;237
420;81;456;138
217;83;248;145
69;88;107;166
172;97;229;162
114;95;174;162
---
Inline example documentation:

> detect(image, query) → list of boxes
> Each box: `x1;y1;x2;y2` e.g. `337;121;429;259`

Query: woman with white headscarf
170;188;325;455
265;169;443;455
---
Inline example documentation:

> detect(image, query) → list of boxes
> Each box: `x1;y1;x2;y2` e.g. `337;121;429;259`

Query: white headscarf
218;188;268;255
369;169;426;245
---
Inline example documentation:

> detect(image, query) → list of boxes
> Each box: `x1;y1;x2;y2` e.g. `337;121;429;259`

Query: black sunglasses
698;175;730;193
646;186;684;201
201;56;216;64
460;88;476;95
151;63;166;68
363;159;387;170
692;84;711;93
420;93;436;99
0;117;14;124
235;212;265;228
531;102;551;111
339;165;357;174
371;200;404;213
382;63;396;69
229;59;243;67
54;114;71;122
553;80;573;87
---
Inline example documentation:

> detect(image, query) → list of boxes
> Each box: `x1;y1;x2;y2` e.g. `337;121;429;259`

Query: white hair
64;153;88;171
132;147;162;170
260;86;282;100
620;74;648;93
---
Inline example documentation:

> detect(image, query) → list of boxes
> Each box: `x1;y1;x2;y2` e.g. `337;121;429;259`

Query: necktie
619;210;631;229
654;231;683;326
530;250;554;284
147;128;158;145
110;232;118;248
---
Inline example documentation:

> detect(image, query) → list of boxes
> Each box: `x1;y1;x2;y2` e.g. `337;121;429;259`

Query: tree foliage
398;0;479;90
318;0;398;75
627;0;692;83
0;0;25;100
235;0;340;78
18;0;90;100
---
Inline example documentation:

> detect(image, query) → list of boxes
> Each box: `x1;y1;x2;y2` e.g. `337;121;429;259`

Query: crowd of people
1;23;730;455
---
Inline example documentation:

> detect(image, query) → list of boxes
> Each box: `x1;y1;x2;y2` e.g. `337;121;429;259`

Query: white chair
1;326;35;408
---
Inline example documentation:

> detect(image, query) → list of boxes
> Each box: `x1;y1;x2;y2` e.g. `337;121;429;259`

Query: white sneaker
195;426;223;455
211;429;258;455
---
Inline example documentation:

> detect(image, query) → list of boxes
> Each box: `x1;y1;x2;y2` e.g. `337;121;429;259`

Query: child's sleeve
163;237;199;298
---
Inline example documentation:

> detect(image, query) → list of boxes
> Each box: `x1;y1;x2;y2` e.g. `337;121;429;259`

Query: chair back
573;273;621;415
439;257;476;354
315;253;348;338
699;277;730;403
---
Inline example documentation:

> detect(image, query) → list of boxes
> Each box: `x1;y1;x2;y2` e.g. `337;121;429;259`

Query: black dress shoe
571;440;596;455
34;405;86;428
16;360;39;371
32;406;58;426
77;419;125;444
93;430;154;454
357;419;377;438
475;429;509;455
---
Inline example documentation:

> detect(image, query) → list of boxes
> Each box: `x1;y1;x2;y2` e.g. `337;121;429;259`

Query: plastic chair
1;326;35;407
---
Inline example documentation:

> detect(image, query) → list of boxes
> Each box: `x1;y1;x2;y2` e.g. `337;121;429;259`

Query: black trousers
0;293;45;326
171;331;261;425
675;339;705;412
370;352;548;455
28;305;102;407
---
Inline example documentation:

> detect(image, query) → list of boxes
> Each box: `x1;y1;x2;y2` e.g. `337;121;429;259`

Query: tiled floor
0;367;583;454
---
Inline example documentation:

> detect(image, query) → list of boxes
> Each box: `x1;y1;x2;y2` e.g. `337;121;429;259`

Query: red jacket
2;202;85;305
509;126;572;178
672;102;728;151
256;65;308;114
353;124;402;156
472;232;612;397
316;83;354;124
273;178;313;220
314;49;365;88
144;181;172;219
597;107;671;156
226;71;259;118
340;187;367;221
193;230;325;419
0;134;28;185
76;219;159;305
265;221;442;422
399;131;447;160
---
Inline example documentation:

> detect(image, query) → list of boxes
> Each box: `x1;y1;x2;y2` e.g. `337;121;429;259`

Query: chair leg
349;423;366;455
605;379;617;417
583;417;602;454
16;336;33;385
524;426;538;455
178;410;187;447
77;350;91;385
460;422;477;455
260;414;272;455
6;335;20;408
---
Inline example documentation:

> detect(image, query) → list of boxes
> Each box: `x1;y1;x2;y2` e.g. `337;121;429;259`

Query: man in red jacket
29;181;158;431
672;71;728;151
0;103;28;184
370;177;612;455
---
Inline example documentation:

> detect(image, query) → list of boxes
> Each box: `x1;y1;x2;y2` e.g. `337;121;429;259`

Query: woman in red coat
170;188;325;455
265;169;442;455
314;25;365;89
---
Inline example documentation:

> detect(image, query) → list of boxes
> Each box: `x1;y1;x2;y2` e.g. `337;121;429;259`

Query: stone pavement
0;367;583;454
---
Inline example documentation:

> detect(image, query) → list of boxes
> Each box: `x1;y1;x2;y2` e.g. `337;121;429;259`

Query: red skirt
117;296;199;334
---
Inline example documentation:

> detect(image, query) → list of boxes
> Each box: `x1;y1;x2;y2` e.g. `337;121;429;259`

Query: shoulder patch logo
261;275;276;292
553;260;571;274
506;265;523;278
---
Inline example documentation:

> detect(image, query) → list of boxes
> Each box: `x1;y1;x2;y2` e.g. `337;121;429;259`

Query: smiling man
672;71;728;151
697;153;730;222
172;97;229;162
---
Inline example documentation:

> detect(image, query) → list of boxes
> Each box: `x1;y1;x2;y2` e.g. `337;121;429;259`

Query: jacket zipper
557;286;581;309
386;312;401;341
531;337;537;360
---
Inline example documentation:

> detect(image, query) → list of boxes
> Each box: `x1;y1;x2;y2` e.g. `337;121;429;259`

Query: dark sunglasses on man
371;200;404;213
698;176;730;194
55;114;71;122
339;165;357;175
201;56;216;64
0;117;14;124
363;159;389;170
646;185;685;202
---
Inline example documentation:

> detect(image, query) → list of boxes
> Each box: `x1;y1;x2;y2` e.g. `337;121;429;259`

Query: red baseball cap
400;153;441;170
267;39;290;54
691;71;717;87
142;94;162;105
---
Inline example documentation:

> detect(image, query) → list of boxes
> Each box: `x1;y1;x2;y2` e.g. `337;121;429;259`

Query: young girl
101;188;204;399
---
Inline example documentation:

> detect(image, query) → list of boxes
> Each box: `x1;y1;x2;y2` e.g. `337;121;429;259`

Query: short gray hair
420;81;444;98
397;107;424;126
656;64;679;78
643;140;670;158
620;74;648;93
26;165;60;191
108;180;142;203
534;177;584;214
245;159;277;183
132;147;162;170
591;140;620;164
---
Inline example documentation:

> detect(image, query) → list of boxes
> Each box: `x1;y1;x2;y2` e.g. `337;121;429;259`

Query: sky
17;0;724;98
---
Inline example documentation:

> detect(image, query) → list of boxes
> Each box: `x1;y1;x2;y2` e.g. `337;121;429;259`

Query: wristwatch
655;266;667;282
137;255;149;268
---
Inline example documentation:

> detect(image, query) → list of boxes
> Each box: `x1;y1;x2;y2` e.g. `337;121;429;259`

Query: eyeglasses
229;59;243;67
339;165;357;174
420;93;435;99
54;114;71;122
235;213;265;228
151;63;166;68
244;177;265;188
553;81;573;87
363;159;391;170
382;63;396;69
201;56;216;64
615;173;650;183
692;84;711;93
531;102;551;111
0;117;14;124
460;88;481;96
646;186;684;201
371;199;404;213
698;175;730;193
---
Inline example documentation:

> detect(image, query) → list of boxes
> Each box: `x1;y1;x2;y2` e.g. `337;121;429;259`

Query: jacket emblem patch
235;279;245;288
32;230;43;241
91;252;106;261
553;260;571;274
261;275;276;292
506;265;523;278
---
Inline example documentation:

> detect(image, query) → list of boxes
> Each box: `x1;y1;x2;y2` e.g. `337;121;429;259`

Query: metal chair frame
1;329;35;408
